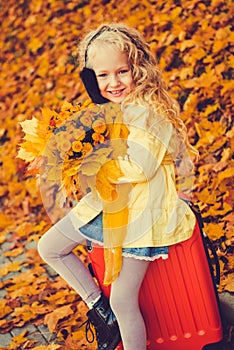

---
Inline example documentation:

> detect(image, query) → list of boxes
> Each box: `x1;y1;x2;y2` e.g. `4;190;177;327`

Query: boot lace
79;319;95;343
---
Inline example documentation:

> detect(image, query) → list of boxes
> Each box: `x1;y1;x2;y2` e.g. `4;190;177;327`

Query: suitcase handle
203;233;221;287
183;199;221;288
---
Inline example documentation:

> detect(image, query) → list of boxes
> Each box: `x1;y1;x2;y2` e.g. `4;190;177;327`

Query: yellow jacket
69;103;195;248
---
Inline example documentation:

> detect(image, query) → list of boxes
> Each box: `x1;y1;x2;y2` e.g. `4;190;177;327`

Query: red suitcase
87;202;223;350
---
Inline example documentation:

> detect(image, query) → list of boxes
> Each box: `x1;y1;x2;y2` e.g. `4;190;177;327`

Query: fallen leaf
0;261;22;277
44;305;74;333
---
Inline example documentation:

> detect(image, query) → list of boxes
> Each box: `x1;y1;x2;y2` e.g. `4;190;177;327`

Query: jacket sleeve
111;104;173;184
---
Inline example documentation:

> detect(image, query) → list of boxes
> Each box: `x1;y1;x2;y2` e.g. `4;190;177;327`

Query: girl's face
91;45;134;103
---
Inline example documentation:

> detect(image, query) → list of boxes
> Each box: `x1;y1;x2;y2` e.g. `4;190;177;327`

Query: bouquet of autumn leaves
18;100;128;207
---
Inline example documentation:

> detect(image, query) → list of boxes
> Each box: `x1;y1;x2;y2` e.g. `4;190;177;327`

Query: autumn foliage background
0;0;233;349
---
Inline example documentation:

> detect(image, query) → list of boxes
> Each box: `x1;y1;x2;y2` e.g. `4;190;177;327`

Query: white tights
38;215;149;350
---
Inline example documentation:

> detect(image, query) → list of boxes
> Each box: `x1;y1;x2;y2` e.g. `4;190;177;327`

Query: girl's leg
110;257;149;350
38;215;122;349
37;216;101;306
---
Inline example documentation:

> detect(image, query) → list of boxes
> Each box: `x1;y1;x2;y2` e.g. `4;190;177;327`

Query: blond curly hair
79;23;198;158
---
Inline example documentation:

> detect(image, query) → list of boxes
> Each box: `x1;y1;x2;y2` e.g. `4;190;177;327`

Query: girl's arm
111;104;173;184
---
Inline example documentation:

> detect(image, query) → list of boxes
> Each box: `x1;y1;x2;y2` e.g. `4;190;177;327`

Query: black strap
183;199;221;287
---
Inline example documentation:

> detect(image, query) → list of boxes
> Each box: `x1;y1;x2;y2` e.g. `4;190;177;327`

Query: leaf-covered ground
0;0;233;348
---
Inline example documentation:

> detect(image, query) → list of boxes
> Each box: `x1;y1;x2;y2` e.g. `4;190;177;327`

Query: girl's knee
37;234;49;262
110;290;138;315
37;228;58;262
37;224;78;263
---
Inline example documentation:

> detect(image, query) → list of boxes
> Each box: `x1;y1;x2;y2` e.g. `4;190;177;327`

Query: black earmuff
80;68;109;104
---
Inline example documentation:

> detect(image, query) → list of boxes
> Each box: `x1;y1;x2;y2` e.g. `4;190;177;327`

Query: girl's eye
97;73;107;78
119;69;129;75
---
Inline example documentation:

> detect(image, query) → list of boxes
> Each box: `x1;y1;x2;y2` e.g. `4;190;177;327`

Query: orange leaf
28;37;43;53
9;330;28;349
204;223;224;240
213;40;227;53
44;305;74;333
0;261;22;277
4;247;24;258
29;345;61;350
225;279;234;293
218;167;234;181
0;212;14;230
0;300;12;318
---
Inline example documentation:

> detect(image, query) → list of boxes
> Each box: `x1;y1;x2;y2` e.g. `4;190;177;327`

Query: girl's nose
109;74;120;87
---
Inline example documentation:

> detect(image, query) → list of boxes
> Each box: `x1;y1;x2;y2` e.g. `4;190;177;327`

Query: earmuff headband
84;25;150;64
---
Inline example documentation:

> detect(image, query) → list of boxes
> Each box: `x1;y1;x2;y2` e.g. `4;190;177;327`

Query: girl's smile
91;46;134;103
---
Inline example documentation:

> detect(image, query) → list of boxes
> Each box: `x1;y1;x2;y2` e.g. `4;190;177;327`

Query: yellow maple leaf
183;93;199;111
225;279;234;293
0;261;22;277
204;103;219;116
218;167;234;181
198;68;219;88
9;330;28;349
4;247;24;258
0;212;14;229
61;100;74;111
213;40;228;53
0;300;12;319
179;67;194;80
33;345;61;350
220;81;234;96
44;305;73;333
17;147;35;162
221;148;231;162
20;117;38;137
220;274;234;293
204;223;224;240
28;37;43;53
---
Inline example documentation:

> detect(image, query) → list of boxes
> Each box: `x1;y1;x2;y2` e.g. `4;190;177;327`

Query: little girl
38;23;198;350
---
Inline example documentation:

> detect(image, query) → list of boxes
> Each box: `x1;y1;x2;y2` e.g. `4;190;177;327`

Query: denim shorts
79;213;169;260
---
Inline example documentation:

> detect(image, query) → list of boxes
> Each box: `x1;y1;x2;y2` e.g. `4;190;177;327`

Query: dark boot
85;293;121;350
